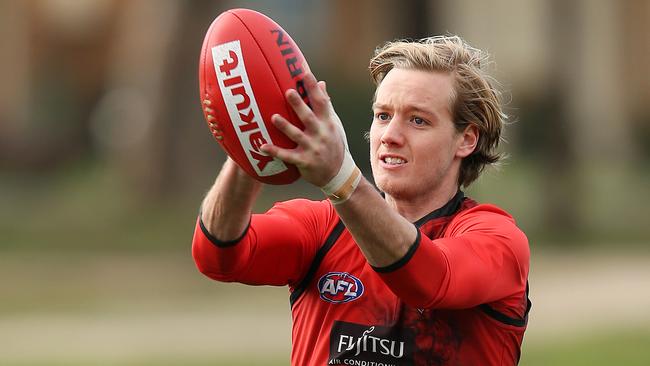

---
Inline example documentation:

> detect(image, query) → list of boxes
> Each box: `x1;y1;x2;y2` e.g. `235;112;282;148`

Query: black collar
413;190;465;228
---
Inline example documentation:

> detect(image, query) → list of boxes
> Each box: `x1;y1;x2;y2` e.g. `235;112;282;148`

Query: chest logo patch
318;272;364;304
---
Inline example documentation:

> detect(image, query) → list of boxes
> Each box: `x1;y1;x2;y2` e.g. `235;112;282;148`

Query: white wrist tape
320;152;362;204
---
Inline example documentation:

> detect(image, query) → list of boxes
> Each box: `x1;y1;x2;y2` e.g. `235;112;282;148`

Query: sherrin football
199;8;311;185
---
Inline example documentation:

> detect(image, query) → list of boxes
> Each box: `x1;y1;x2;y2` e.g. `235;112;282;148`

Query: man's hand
260;73;346;188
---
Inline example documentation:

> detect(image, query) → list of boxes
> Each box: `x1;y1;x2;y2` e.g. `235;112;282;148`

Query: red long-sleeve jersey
192;191;531;365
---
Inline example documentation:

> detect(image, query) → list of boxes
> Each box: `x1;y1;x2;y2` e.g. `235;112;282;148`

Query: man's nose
380;118;405;146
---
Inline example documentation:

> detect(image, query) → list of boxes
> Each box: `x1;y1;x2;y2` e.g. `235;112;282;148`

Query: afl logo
318;272;364;304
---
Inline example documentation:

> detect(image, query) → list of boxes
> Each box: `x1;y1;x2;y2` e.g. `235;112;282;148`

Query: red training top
192;191;531;365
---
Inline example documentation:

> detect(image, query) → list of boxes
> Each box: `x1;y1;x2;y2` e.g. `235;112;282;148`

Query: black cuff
371;227;421;273
199;215;251;248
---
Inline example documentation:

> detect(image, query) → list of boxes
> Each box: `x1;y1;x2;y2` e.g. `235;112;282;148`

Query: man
192;35;530;365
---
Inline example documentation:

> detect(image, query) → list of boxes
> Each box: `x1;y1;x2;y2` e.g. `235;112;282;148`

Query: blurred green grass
3;331;650;365
1;358;287;366
520;330;650;366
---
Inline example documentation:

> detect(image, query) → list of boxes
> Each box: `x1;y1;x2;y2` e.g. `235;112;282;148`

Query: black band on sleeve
371;227;421;274
478;282;531;327
198;215;251;248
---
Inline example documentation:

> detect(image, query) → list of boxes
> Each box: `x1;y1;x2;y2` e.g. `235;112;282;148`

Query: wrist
320;152;362;204
223;158;262;190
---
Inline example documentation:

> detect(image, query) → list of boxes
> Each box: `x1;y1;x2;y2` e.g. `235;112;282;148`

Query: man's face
369;68;469;200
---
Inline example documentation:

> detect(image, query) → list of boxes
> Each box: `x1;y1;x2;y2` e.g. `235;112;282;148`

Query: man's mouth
383;157;406;165
380;154;407;166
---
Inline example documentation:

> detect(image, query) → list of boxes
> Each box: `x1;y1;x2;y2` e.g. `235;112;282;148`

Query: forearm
194;196;330;287
200;158;262;241
333;179;417;268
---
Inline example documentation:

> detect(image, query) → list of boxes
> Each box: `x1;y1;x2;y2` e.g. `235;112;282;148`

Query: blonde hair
369;35;506;187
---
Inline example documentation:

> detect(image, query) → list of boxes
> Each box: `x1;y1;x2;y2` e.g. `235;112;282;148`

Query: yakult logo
211;40;288;176
318;272;364;304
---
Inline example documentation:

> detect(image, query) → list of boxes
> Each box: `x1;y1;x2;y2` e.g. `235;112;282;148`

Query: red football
199;8;311;185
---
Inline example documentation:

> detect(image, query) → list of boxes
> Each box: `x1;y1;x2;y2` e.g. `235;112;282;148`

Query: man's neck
385;184;460;223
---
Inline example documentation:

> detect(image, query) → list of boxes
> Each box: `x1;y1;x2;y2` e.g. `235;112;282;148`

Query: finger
260;143;301;165
285;89;320;132
303;73;330;116
322;108;348;151
271;113;311;146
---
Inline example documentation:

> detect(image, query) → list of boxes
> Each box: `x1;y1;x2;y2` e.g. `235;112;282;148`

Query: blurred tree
529;0;583;234
92;0;184;199
0;0;118;170
92;0;226;201
622;0;650;160
0;1;30;168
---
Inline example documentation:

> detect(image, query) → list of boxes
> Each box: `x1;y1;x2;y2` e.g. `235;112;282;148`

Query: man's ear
456;124;479;158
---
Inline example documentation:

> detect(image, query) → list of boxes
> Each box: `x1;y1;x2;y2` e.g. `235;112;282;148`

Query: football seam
200;17;216;101
200;24;208;99
201;16;236;158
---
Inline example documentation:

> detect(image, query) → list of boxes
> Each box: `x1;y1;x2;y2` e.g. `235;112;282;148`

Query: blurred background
1;0;649;365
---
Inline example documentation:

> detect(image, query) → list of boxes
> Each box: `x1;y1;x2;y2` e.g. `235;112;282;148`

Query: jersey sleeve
192;198;336;287
373;205;529;311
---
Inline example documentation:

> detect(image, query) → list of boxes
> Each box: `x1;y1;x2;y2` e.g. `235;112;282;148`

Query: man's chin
376;179;411;199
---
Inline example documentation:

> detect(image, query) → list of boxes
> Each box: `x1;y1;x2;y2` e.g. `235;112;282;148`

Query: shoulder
447;203;529;261
267;198;335;217
449;202;521;233
265;198;339;235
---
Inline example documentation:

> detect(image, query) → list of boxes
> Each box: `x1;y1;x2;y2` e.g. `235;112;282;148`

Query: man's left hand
261;72;347;188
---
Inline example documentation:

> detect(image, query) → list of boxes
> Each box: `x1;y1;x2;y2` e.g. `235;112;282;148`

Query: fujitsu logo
328;321;414;365
337;326;405;359
211;40;287;176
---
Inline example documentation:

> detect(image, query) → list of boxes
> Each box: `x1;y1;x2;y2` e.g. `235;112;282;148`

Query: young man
192;36;530;365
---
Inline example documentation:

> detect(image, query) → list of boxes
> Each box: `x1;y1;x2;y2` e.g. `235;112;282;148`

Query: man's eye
413;117;427;125
376;113;390;121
